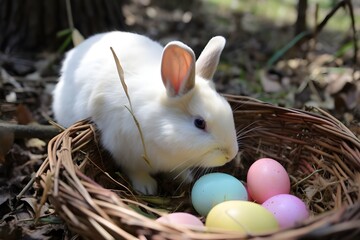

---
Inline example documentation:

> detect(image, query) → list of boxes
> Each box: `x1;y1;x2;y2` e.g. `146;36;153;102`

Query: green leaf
56;28;72;38
57;35;72;54
266;31;310;68
335;41;354;58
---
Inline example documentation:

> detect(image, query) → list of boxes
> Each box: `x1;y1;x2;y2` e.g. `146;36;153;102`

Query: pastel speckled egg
247;158;290;203
156;212;204;227
191;173;248;216
206;201;279;234
262;194;309;229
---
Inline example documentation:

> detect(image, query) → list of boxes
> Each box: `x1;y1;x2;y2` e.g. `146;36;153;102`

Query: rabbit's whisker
236;124;261;141
170;156;198;173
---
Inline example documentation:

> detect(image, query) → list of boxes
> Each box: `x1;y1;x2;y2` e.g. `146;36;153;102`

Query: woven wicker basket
35;95;360;240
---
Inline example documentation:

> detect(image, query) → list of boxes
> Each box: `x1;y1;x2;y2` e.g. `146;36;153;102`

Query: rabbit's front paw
129;171;157;195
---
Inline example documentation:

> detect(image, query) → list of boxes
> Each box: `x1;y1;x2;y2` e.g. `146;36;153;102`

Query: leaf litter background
0;0;360;239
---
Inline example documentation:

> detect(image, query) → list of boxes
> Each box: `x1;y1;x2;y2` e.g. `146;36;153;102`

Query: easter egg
244;183;253;201
262;194;309;229
191;173;248;216
156;212;204;227
206;201;279;234
247;158;290;203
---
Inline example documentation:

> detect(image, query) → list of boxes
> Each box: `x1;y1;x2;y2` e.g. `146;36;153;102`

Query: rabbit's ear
161;42;195;97
196;36;225;80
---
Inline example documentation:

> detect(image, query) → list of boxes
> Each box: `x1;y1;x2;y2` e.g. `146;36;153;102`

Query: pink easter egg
156;212;204;227
247;158;290;203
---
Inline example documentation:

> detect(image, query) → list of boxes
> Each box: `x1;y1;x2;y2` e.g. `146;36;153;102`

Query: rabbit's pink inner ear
161;44;195;97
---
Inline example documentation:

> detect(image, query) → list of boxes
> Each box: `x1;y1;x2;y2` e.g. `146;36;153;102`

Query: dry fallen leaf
5;92;17;102
25;138;46;151
16;104;33;125
333;82;359;110
260;69;283;93
21;197;54;217
0;126;14;163
325;70;352;95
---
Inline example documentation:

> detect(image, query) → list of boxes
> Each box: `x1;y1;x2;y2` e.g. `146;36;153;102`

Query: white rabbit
52;31;238;194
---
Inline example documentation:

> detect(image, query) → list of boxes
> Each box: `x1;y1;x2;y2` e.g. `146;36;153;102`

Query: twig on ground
0;122;61;139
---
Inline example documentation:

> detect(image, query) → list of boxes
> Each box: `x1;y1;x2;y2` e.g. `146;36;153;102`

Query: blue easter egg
191;173;248;216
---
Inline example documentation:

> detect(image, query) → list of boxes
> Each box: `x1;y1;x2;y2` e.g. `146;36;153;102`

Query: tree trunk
0;0;126;54
294;0;308;36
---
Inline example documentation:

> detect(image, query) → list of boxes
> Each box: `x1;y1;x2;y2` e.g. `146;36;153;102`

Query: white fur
52;31;238;194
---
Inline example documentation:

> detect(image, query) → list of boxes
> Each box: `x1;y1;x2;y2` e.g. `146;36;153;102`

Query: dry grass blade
34;94;360;240
110;47;151;167
109;47;131;108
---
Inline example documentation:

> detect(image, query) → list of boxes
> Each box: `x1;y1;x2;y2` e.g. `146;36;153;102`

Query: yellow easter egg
206;200;279;234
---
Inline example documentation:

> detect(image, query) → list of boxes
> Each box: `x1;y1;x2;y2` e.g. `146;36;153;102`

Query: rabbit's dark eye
194;117;206;130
